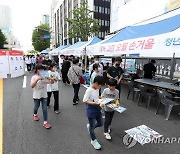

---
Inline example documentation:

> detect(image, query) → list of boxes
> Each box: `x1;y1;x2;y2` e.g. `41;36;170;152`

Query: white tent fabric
87;27;180;57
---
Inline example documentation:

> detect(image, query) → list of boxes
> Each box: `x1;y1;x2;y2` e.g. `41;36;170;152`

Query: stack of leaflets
125;125;163;145
107;103;126;113
98;98;114;105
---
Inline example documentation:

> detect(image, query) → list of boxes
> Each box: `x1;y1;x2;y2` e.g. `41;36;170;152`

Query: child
30;64;53;129
47;63;60;113
90;63;101;85
101;78;119;140
83;76;104;150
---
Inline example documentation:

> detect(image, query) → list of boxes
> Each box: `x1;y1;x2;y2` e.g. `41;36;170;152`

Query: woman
68;58;83;105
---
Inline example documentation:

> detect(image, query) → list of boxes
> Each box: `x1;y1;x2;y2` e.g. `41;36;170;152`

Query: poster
121;59;136;72
9;50;24;78
125;125;163;145
0;50;9;78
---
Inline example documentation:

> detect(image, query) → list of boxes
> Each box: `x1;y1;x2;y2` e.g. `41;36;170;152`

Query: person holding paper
83;76;105;150
30;64;54;129
101;78;119;140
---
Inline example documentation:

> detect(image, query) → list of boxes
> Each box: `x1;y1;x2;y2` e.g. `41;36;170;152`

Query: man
42;55;52;69
89;55;103;76
143;59;156;79
62;56;71;84
107;57;124;98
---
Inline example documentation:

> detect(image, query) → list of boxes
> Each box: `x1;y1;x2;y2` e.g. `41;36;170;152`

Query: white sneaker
91;139;101;150
104;133;111;140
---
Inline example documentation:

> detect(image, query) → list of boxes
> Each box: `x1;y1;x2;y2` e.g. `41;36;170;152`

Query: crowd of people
29;54;125;150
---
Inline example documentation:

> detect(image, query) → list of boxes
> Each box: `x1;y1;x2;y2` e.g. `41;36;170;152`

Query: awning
49;44;71;56
87;13;180;57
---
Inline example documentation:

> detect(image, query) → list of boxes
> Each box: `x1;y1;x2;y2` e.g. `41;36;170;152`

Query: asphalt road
3;72;180;154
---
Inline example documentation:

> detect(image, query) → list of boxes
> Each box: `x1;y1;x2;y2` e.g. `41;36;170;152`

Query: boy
83;76;104;150
102;78;119;140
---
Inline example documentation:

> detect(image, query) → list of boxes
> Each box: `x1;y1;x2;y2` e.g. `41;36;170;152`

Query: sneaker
54;110;60;114
104;133;111;140
87;124;90;134
43;122;51;129
73;102;78;105
33;115;39;121
91;139;101;150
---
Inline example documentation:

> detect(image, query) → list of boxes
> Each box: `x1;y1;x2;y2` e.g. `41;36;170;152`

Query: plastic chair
156;89;180;120
127;81;140;101
137;85;156;108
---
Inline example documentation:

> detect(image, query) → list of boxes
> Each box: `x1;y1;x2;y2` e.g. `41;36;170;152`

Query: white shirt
31;75;47;99
47;71;60;92
83;87;99;102
25;57;32;64
89;61;103;75
90;71;101;85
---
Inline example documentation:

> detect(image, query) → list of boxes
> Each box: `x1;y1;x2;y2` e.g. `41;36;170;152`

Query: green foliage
0;29;7;49
65;2;100;41
32;24;50;51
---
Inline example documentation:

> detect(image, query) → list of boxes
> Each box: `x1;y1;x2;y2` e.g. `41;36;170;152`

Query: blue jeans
88;114;103;141
34;98;48;121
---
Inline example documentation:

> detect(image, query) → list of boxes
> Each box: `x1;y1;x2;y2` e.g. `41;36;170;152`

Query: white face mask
98;67;101;72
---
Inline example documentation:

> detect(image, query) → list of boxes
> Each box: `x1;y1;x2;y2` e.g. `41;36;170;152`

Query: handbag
72;67;85;84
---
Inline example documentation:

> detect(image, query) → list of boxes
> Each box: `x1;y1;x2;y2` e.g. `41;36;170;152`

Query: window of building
99;6;101;13
101;7;104;14
105;8;108;14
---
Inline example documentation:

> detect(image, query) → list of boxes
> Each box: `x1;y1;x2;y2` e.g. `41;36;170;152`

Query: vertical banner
0;50;9;78
9;50;24;78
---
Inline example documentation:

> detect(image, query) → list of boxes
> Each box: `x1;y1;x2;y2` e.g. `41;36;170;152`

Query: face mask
116;64;120;67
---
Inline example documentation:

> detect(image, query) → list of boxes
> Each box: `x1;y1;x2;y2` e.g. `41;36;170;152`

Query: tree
65;2;100;41
0;29;7;49
32;24;50;51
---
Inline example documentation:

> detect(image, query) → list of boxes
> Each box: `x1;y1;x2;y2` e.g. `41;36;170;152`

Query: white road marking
22;76;27;88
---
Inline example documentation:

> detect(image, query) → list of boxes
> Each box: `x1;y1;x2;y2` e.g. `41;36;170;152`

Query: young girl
90;63;101;85
30;64;53;129
47;63;60;113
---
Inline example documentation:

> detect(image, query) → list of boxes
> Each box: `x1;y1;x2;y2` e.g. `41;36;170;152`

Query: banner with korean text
86;28;180;57
0;50;24;78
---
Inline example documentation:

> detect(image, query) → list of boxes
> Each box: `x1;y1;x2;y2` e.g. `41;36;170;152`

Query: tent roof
50;44;71;55
88;36;102;46
65;41;88;49
103;14;180;44
41;49;49;54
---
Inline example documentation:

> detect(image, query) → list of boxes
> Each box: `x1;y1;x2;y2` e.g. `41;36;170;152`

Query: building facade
0;5;13;46
51;0;111;47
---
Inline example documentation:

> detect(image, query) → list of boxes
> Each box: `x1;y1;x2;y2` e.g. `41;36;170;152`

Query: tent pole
170;52;175;80
124;54;127;71
84;47;87;73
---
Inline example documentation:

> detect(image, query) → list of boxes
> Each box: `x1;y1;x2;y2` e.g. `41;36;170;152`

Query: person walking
47;63;60;113
25;56;32;72
107;57;124;99
68;58;83;105
101;78;119;140
62;56;71;85
30;64;53;129
83;76;105;150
